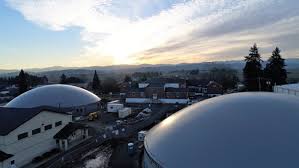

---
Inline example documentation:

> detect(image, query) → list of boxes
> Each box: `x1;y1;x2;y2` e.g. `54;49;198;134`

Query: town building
125;78;189;104
205;81;223;97
124;77;223;104
107;100;124;113
0;85;18;105
107;100;131;118
144;92;299;168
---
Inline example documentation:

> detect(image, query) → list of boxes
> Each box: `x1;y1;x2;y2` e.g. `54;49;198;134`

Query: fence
274;86;299;97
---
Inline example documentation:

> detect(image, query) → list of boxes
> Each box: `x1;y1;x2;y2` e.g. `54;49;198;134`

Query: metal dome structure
6;84;100;108
144;92;299;168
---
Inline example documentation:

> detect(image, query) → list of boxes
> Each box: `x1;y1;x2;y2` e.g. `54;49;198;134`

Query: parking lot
39;103;186;168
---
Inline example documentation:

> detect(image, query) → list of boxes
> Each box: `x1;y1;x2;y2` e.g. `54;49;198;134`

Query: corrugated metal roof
145;92;299;168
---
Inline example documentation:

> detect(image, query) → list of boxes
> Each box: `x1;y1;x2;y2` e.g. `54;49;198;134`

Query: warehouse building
0;106;72;168
144;92;299;168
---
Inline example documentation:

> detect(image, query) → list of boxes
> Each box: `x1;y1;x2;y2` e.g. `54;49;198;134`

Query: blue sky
1;0;299;69
0;2;82;69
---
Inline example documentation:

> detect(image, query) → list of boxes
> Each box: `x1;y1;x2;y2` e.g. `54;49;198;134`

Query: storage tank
144;92;299;168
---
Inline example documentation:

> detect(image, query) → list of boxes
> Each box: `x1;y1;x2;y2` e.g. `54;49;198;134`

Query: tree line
90;70;120;95
188;68;239;90
6;69;121;96
59;74;84;84
0;70;48;95
243;44;287;91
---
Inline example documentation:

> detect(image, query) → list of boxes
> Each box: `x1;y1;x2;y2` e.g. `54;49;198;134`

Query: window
44;124;52;130
55;121;62;127
18;132;28;140
32;128;41;135
11;160;15;165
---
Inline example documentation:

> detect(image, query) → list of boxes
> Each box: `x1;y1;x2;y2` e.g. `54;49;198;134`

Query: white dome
6;84;100;108
145;92;299;168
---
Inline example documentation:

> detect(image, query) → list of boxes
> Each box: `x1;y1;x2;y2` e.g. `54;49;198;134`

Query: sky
1;0;299;69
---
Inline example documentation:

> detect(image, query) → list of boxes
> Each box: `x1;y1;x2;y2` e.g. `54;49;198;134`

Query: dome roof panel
145;92;299;168
6;84;100;108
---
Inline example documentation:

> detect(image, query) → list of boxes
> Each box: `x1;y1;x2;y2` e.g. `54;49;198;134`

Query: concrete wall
0;111;72;168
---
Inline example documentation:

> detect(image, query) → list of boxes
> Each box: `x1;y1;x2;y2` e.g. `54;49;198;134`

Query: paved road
37;104;180;168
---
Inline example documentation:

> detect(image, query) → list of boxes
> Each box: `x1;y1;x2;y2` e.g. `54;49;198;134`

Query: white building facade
0;84;101;168
0;109;72;168
107;100;124;113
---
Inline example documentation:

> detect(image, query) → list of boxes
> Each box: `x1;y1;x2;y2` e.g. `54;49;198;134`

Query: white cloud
6;0;299;66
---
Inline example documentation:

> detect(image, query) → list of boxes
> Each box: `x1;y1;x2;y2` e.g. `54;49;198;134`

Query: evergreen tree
18;69;28;95
92;70;101;93
264;47;287;87
124;75;132;83
243;44;263;91
60;74;67;84
102;77;120;94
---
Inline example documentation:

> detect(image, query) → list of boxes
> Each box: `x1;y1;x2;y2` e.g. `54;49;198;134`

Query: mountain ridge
1;58;299;77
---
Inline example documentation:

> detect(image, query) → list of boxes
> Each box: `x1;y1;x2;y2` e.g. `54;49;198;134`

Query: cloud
6;0;299;66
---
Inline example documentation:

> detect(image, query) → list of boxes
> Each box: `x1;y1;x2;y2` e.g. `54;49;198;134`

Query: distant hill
0;69;18;74
1;58;299;80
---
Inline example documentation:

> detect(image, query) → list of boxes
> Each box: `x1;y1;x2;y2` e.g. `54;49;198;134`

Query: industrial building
107;100;131;118
107;100;124;113
144;92;299;168
0;84;100;168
